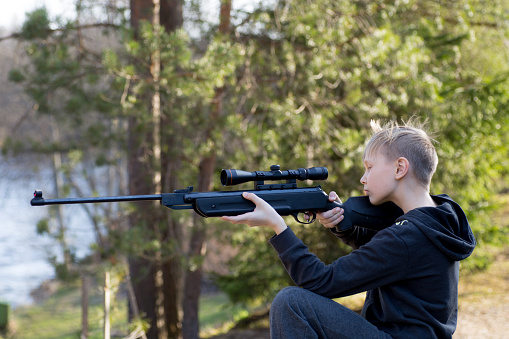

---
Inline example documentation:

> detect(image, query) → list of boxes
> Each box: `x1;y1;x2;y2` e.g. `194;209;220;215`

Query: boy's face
360;151;397;205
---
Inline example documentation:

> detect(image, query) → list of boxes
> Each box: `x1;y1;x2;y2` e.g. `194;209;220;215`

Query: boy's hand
316;191;345;229
220;192;288;235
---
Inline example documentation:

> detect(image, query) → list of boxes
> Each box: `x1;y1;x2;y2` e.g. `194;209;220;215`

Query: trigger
293;212;315;224
305;211;316;223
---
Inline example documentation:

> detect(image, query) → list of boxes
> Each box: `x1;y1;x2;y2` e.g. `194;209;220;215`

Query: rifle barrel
31;190;161;206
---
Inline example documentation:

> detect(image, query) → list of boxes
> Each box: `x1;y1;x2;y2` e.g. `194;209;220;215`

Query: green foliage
36;219;50;235
213;227;293;305
7;69;25;83
213;0;509;304
20;8;51;40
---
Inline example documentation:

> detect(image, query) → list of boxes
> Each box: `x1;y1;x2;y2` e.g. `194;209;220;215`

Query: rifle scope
221;165;328;186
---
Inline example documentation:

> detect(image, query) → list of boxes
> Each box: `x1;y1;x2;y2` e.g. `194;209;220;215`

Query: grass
5;281;368;339
334;292;366;313
199;293;254;337
7;283;128;339
4;282;255;339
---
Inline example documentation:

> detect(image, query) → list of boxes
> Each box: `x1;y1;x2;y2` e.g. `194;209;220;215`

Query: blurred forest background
0;0;508;338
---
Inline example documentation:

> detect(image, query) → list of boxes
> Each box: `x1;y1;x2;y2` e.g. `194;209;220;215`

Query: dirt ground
454;302;509;339
453;250;509;339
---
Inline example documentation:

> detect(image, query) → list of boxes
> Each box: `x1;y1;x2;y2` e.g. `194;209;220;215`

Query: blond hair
363;118;438;188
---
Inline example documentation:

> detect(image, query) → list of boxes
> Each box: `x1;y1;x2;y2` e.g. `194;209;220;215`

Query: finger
329;191;342;203
242;192;261;202
220;215;239;224
304;211;314;221
241;192;269;208
317;208;345;228
317;206;343;220
320;214;345;228
220;214;253;224
317;210;342;225
318;210;344;223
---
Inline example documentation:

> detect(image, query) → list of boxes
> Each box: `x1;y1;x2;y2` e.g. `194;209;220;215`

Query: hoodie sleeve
329;226;378;249
269;226;409;299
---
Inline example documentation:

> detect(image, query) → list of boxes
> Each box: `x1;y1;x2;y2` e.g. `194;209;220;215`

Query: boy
221;120;476;338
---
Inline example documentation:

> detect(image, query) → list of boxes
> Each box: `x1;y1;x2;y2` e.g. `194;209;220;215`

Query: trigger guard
293;212;316;224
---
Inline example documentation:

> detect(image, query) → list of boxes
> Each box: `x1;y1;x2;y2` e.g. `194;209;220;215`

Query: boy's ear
395;157;409;180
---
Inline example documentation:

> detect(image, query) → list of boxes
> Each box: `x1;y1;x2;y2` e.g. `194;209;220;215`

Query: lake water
0;176;95;308
0;192;54;307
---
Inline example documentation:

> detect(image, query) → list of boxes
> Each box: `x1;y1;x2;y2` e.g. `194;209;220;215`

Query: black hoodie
269;194;476;338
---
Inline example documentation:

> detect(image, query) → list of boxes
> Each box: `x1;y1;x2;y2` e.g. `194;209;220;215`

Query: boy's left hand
220;192;288;235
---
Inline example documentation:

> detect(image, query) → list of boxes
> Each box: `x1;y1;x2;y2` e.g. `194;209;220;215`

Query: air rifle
31;165;403;231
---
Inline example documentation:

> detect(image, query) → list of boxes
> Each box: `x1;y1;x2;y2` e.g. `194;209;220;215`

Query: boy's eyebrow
363;154;375;163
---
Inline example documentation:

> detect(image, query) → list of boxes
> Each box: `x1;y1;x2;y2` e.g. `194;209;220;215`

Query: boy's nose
360;175;366;185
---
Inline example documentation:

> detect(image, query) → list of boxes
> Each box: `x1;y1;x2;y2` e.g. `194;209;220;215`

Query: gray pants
270;287;393;339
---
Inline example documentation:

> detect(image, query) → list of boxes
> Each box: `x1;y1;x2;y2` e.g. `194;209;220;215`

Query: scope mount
255;165;298;190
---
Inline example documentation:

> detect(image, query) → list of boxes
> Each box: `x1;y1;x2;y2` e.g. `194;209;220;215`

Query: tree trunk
81;275;90;339
127;111;161;338
128;0;184;338
123;256;149;339
104;271;111;339
181;2;231;337
159;0;184;338
50;117;73;275
181;157;215;339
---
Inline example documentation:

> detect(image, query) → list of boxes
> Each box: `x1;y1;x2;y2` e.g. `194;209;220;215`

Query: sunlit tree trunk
49;117;73;275
104;271;111;339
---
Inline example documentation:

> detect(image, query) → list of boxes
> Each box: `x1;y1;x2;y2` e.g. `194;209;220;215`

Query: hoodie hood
399;194;476;261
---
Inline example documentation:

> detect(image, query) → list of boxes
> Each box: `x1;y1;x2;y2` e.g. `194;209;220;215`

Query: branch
0;22;120;42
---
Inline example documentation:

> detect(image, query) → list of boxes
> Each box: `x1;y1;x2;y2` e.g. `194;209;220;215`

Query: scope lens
220;169;232;186
221;169;256;186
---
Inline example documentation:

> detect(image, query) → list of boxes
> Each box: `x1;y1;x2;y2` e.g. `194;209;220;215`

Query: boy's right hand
317;191;345;229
